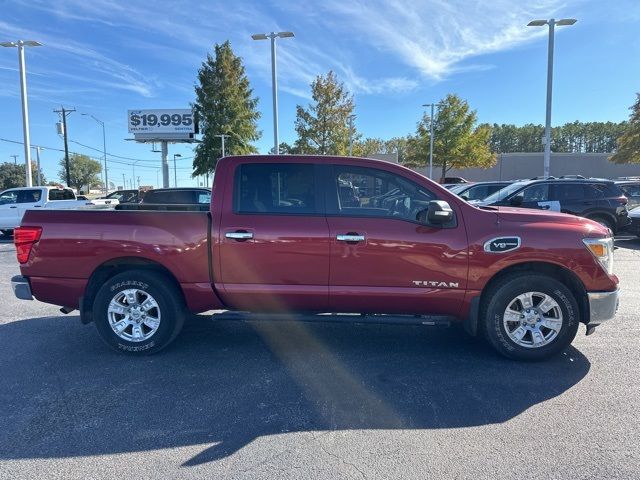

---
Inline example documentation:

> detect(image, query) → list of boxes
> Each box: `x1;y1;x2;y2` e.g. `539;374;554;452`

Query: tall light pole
173;154;181;187
422;103;443;180
251;31;294;155
10;155;18;165
527;18;577;178
1;40;42;187
215;134;230;159
348;114;356;156
82;114;108;194
31;146;42;186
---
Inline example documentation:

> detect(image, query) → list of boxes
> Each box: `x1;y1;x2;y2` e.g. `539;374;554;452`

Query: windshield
449;184;469;194
482;182;529;204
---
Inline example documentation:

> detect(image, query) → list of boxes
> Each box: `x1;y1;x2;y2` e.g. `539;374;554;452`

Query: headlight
583;237;614;275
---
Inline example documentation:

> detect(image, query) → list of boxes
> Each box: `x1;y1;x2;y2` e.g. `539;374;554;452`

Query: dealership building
421;153;640;182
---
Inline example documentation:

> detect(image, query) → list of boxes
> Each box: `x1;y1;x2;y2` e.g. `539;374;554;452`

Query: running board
211;311;454;327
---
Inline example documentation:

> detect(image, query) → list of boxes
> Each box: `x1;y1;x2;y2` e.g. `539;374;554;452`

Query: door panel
327;217;468;315
218;162;330;312
325;164;468;316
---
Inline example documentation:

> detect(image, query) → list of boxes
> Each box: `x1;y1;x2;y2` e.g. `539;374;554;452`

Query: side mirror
510;195;523;207
417;200;454;225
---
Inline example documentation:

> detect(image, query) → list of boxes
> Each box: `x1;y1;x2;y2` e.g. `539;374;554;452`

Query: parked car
11;156;619;360
615;181;640;209
476;179;630;233
625;206;640;237
139;188;211;205
440;176;468;184
101;189;141;204
449;181;513;202
0;186;118;235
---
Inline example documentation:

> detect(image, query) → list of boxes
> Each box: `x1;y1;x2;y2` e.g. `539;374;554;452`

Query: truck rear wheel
92;269;185;355
481;273;580;361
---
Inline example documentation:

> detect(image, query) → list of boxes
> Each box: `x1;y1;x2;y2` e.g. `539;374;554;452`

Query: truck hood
479;206;609;233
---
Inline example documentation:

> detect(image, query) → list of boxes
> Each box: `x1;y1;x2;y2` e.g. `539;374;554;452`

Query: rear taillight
14;226;42;264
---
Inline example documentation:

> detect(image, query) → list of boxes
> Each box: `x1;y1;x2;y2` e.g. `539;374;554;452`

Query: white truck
0;186;118;236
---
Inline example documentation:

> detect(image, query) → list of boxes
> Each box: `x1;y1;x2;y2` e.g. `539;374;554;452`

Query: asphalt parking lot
0;235;639;480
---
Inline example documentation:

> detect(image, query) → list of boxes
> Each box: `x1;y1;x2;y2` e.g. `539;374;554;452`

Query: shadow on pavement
0;314;590;467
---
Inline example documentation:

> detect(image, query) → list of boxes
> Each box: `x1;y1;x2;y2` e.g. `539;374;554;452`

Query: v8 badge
484;236;521;253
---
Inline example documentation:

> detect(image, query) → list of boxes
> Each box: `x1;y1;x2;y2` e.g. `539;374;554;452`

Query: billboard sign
128;109;195;135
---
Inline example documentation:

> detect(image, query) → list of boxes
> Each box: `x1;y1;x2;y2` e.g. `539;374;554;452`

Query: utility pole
348;114;356;156
10;155;18;165
122;173;126;190
54;106;75;186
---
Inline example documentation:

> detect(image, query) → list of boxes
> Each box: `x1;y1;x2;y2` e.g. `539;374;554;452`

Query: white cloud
304;0;572;80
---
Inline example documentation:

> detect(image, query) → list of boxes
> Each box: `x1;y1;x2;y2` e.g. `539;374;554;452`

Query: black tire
1;229;13;237
481;273;580;361
587;215;614;233
92;269;185;355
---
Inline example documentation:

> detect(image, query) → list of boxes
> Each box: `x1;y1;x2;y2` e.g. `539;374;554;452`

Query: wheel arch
80;256;185;324
476;261;589;330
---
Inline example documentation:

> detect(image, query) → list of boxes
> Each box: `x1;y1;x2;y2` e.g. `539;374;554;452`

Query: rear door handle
336;233;365;242
225;231;254;240
9;206;17;209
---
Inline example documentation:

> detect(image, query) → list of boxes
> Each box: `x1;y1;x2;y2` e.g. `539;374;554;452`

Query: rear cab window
48;188;75;200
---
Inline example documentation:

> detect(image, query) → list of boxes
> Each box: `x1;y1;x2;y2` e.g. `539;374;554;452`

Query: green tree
0;162;46;190
193;41;261;175
352;137;385;157
294;71;355;155
58;154;101;192
405;94;495;179
611;95;640;163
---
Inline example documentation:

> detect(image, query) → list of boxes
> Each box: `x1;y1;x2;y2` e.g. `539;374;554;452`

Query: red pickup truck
11;155;619;360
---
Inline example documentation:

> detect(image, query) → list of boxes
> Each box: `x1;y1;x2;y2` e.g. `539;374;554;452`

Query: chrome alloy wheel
107;289;161;342
502;291;563;348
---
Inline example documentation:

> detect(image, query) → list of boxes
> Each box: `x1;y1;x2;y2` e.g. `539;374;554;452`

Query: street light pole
527;18;577;178
422;103;443;180
173;154;182;187
348;114;356;156
82;114;108;194
251;31;294;155
31;146;42;186
1;40;42;187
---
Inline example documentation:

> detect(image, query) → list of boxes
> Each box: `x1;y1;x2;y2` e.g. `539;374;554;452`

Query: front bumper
587;288;619;325
11;275;33;301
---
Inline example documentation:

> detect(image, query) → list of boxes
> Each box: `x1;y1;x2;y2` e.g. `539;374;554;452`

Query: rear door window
235;163;317;214
17;189;42;203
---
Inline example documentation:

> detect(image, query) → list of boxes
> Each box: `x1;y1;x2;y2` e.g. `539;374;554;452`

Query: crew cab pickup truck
11;156;619;360
0;186;118;234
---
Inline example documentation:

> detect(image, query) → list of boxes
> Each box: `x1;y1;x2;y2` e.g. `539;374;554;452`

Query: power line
0;137;195;170
69;139;194;162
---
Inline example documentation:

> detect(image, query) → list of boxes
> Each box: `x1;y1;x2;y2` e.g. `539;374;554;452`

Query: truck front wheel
481;273;580;360
92;269;185;355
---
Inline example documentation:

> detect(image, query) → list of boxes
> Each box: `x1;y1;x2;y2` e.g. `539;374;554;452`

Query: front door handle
336;233;365;242
9;206;17;209
225;231;253;240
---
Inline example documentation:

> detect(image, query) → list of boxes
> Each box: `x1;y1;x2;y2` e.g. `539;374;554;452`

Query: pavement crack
318;443;367;480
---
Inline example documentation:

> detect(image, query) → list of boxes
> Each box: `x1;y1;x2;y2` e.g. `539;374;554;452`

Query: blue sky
1;0;639;188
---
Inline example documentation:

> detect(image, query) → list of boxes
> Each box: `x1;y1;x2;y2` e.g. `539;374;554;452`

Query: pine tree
294;71;355;155
192;41;261;176
611;93;640;164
